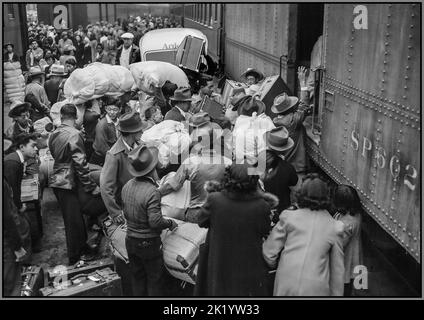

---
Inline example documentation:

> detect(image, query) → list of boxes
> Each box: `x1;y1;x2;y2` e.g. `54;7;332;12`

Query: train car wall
224;4;297;91
308;4;420;262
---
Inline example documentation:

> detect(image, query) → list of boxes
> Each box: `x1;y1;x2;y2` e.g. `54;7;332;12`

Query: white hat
121;32;134;39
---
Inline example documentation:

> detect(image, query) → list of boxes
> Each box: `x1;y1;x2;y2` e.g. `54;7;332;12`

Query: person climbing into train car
271;67;313;175
333;185;363;296
195;162;277;296
241;68;264;96
260;126;298;224
262;174;345;296
121;144;177;296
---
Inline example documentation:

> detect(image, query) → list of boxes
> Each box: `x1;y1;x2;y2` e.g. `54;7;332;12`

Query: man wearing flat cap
115;32;141;68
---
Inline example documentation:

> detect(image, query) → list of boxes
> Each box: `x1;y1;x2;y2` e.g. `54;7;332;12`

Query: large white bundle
106;65;135;95
3;61;22;71
141;120;190;167
3;62;25;102
63;63;110;104
233;113;275;160
129;61;189;93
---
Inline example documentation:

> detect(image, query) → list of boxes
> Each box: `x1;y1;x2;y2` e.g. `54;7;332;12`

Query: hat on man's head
121;32;134;39
127;144;159;177
271;92;299;114
189;111;211;128
237;96;266;116
48;64;67;77
169;87;193;102
28;66;44;79
263;126;294;153
4;42;14;49
117;110;148;133
241;68;264;82
8;101;31;118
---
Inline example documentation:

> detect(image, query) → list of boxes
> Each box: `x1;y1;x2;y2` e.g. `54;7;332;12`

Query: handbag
102;217;128;263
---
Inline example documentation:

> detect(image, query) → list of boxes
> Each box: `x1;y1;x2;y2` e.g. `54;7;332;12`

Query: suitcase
102;217;129;263
46;258;115;284
21;265;46;296
21;174;40;202
199;96;225;119
40;268;122;297
160;218;208;285
257;75;293;117
175;36;205;72
221;80;247;108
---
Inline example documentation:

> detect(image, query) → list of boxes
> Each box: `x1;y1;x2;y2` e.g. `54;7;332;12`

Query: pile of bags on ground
3;61;26;102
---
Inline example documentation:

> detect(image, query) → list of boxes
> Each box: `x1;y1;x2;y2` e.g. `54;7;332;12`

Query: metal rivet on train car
410;25;414;28
398;224;402;228
414;237;417;242
408;232;412;237
404;86;408;89
406;65;410;70
403;228;406;232
407;56;411;60
405;76;409;80
386;24;390;27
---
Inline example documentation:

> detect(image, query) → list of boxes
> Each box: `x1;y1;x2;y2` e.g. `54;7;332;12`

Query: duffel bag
160;218;208;285
160;172;191;220
102;217;128;263
3;61;22;71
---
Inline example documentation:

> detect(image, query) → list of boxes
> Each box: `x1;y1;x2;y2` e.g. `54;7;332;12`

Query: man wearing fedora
122;144;177;296
115;32;141;69
100;110;147;296
159;112;232;223
44;64;67;105
48;104;100;265
25;66;50;113
6;101;35;141
164;87;193;122
261;126;299;223
271;90;312;174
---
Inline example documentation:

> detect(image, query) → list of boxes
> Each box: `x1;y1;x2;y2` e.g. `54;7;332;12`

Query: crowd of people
4;15;182;72
3;18;363;298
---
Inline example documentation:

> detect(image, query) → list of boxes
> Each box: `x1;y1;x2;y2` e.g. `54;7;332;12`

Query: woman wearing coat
194;163;278;296
263;173;345;296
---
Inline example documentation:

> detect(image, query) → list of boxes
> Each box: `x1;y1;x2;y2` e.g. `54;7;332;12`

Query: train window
8;4;15;20
324;90;334;112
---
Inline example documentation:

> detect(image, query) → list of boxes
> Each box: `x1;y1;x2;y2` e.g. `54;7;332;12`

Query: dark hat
237;96;266;116
169;87;193;102
241;68;264;82
230;93;249;111
300;175;329;201
4;42;14;49
263;126;294;153
8;101;31;118
117;110;147;133
189;111;211;127
271;92;299;114
127;144;159;177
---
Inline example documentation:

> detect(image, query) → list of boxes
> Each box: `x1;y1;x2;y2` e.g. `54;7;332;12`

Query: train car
175;3;420;294
307;1;420;276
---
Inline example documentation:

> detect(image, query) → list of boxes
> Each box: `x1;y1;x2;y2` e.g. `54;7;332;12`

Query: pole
18;3;29;63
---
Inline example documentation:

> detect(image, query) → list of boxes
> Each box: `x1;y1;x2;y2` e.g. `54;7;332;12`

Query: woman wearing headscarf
194;163;278;296
263;173;345;296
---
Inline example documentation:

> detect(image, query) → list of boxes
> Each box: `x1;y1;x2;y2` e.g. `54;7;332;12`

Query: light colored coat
334;212;363;283
263;208;345;296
